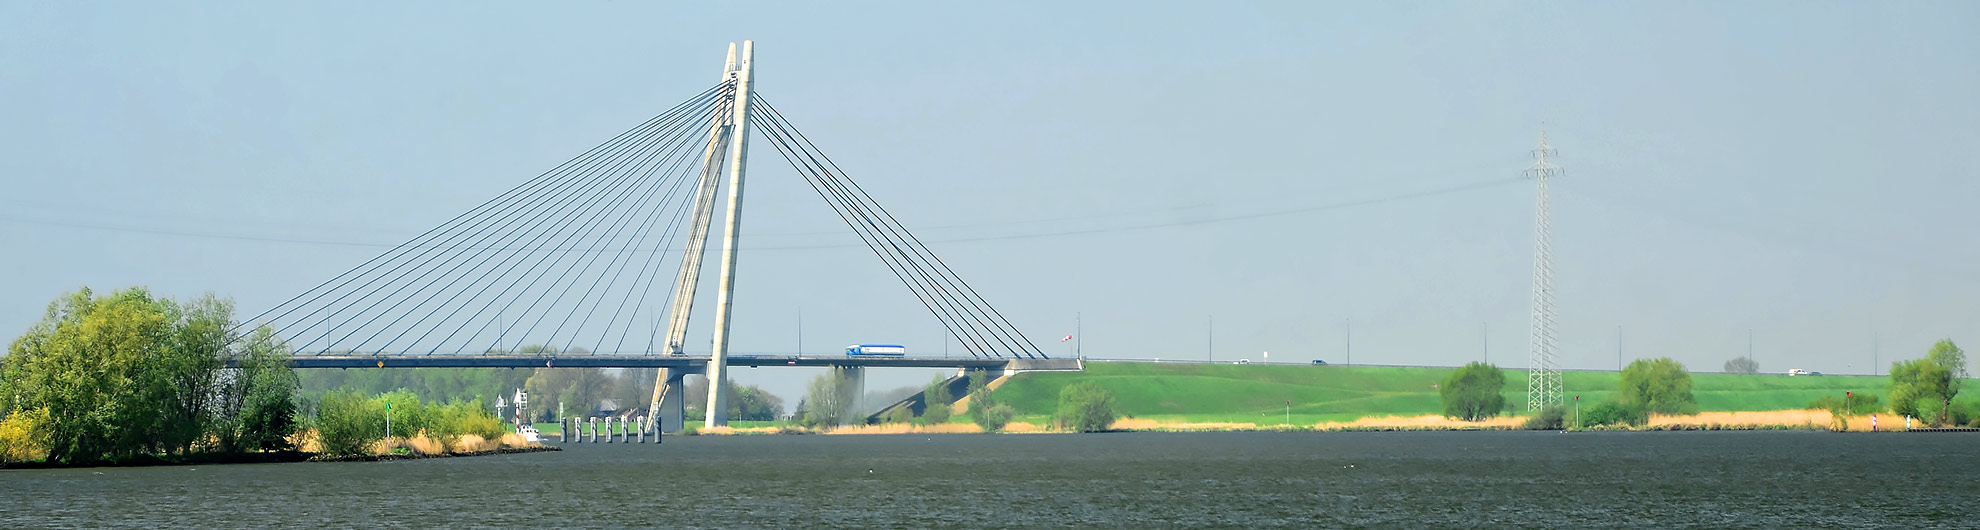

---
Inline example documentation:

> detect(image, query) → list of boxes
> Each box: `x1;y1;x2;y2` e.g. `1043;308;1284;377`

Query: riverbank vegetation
312;389;518;457
1;288;300;466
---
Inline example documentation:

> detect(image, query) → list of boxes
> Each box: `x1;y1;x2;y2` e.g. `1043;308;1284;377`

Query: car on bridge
1311;359;1328;365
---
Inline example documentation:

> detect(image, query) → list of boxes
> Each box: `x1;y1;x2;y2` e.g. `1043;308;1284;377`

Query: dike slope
992;361;1897;425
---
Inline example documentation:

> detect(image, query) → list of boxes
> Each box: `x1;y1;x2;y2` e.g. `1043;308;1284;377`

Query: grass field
991;362;1918;425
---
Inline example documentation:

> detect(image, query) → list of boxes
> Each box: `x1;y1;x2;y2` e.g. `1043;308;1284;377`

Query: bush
1577;399;1644;428
1520;406;1566;430
921;378;952;424
883;407;914;425
0;407;53;464
975;404;1015;433
1054;381;1117;432
1440;362;1507;421
315;390;385;456
1620;357;1698;416
428;399;505;451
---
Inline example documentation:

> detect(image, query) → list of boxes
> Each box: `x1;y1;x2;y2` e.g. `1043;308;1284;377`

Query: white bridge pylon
651;41;755;429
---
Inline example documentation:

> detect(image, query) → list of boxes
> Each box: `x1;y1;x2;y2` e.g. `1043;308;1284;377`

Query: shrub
975;404;1015;433
883;407;914;425
1520;406;1566;430
315;390;385;456
1440;362;1507;421
1620;357;1698;416
1054;381;1117;432
1578;399;1644;428
921;378;952;424
0;407;53;464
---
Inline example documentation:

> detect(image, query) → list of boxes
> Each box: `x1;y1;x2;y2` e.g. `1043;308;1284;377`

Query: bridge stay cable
752;94;1045;358
752;110;997;358
236;83;725;344
762;124;1007;358
394;92;733;355
255;85;729;355
750;94;1047;358
290;111;683;353
310;93;719;354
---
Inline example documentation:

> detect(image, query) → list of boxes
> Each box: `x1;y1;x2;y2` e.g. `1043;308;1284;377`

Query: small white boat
517;424;541;443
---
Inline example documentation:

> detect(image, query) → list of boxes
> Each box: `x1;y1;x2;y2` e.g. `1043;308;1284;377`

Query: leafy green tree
1440;362;1507;421
2;288;305;463
315;390;384;457
1889;341;1964;426
1054;381;1117;432
215;326;302;453
1620;357;1698;418
3;288;175;464
1723;356;1760;374
921;377;953;424
976;404;1016;433
966;369;1009;431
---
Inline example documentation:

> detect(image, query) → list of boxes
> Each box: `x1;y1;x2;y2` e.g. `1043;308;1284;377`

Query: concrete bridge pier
558;419;567;443
587;417;598;443
607;417;617;443
832;364;866;420
636;417;646;443
650;368;687;434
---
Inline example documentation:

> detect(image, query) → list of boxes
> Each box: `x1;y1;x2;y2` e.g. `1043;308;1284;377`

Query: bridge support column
651;369;687;433
558;419;566;443
588;417;597;443
833;364;865;423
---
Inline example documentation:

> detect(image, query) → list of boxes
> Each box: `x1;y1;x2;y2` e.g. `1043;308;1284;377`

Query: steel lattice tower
1525;130;1564;411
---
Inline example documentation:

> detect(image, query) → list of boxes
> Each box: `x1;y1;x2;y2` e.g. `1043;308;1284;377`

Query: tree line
1;288;301;465
1439;339;1974;429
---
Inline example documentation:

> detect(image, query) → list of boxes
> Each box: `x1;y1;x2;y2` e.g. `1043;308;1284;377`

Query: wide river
3;431;1976;528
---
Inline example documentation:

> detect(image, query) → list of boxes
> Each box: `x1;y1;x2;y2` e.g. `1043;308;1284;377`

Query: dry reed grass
1003;422;1044;433
1648;410;1827;429
1314;414;1526;430
825;423;983;435
1111;418;1259;431
453;434;499;452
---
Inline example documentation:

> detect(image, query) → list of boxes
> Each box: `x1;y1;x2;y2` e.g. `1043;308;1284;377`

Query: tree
215;326;302;453
1440;362;1507;421
2;288;305;463
1054;381;1117;432
802;367;858;428
314;390;384;457
1886;340;1967;427
920;377;953;424
1723;356;1760;374
976;404;1016;433
1620;357;1698;419
966;369;1008;431
3;288;175;464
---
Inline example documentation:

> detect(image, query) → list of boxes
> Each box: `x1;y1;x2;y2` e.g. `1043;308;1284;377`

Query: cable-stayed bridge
234;41;1067;431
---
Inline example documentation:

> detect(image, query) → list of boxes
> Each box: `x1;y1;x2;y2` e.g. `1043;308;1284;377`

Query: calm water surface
4;431;1977;528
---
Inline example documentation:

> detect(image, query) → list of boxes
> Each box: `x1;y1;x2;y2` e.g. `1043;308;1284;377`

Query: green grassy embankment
992;362;1903;425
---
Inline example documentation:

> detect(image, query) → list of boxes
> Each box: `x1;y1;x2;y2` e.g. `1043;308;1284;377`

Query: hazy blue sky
3;2;1975;399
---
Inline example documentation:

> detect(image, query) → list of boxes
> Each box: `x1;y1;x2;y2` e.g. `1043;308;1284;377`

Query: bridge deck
274;354;1019;370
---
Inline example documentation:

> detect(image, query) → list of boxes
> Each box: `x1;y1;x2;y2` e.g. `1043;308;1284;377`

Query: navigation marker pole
1525;129;1564;411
